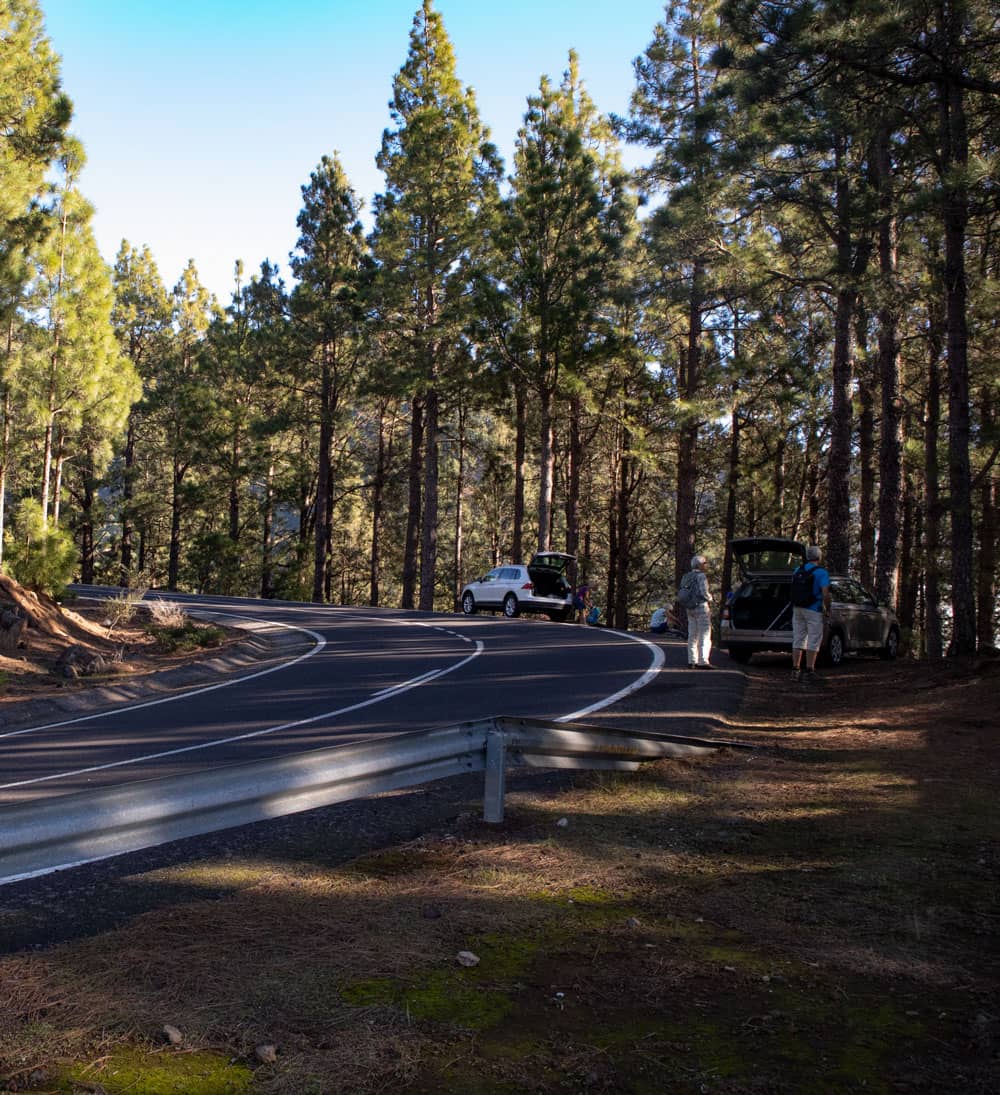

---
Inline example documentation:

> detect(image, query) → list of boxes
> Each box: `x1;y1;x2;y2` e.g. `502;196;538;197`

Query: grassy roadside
1;657;997;1094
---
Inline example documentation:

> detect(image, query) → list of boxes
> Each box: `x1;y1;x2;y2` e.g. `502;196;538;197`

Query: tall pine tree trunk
401;396;423;610
537;383;555;553
79;447;96;584
874;125;904;608
312;354;333;603
512;383;526;562
897;459;919;637
924;348;944;658
827;276;855;573
260;454;274;599
772;431;787;535
722;398;741;601
453;400;467;609
675;262;702;586
858;368;876;591
120;420;136;585
565;395;582;560
418;386;440;612
611;433;632;630
940;58;976;653
370;404;388;607
229;432;241;544
168;457;184;590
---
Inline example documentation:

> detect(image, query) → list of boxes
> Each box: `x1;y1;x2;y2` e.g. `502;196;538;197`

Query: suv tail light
521;582;533;591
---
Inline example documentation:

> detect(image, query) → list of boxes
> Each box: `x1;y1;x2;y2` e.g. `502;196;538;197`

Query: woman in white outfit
682;555;713;668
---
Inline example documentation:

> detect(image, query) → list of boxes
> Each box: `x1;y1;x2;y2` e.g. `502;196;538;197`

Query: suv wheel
825;629;845;667
503;593;519;618
461;592;476;615
880;627;900;660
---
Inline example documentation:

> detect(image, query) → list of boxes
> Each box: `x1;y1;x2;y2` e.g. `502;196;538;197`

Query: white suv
460;553;575;621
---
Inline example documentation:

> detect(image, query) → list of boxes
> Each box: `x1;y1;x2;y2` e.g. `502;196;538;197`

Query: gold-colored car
720;538;901;666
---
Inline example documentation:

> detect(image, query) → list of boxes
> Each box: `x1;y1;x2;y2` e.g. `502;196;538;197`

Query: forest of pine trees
1;0;997;655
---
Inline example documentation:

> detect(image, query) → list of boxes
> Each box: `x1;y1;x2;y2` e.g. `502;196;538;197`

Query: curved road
1;592;670;806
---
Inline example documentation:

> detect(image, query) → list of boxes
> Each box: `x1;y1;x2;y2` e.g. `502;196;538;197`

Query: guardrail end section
483;726;507;824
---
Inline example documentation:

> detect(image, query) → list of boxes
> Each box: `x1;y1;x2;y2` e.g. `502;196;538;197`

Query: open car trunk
527;552;574;598
730;579;794;631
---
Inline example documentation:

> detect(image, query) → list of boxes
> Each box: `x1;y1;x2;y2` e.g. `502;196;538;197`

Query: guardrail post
483;724;507;823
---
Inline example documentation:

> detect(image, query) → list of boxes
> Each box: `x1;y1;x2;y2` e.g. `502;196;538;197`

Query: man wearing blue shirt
791;545;831;685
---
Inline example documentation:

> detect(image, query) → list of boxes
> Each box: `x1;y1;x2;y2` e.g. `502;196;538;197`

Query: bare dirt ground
0;627;997;1093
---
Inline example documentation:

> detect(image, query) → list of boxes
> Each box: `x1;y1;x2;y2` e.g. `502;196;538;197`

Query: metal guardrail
0;717;747;887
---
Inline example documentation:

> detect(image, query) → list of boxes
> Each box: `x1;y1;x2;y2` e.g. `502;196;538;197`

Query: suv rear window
738;549;801;573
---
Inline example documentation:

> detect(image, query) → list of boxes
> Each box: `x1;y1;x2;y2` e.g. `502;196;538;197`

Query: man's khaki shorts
792;606;825;652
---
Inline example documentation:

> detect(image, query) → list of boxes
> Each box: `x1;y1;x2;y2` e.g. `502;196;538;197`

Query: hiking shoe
791;669;801;683
803;671;820;686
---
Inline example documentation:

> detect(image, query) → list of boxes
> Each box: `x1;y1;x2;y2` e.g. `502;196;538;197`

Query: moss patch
60;1046;253;1094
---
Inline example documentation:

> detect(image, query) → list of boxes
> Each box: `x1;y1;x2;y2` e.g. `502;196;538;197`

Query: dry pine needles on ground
0;655;997;1093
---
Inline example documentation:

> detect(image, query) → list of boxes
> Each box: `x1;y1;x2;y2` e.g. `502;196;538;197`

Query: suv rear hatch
527;552;574;598
731;537;805;580
729;538;806;632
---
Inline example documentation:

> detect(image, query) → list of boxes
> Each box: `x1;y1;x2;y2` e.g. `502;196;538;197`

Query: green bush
4;500;78;597
152;621;226;653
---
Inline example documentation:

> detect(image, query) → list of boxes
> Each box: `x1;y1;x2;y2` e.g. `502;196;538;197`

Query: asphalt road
0;591;676;805
0;593;747;948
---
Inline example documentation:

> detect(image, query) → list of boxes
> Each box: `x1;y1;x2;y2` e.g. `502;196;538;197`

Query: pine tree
111;241;171;584
23;143;136;532
0;0;71;565
0;0;71;299
620;0;747;586
497;52;634;557
290;155;367;604
371;0;501;610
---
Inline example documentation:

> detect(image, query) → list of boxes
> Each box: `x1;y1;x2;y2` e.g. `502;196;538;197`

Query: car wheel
461;592;476;615
503;593;519;618
880;627;900;660
727;645;753;664
825;629;845;667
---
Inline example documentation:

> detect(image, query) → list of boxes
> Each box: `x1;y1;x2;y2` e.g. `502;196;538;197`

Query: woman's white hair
806;545;822;561
691;554;707;569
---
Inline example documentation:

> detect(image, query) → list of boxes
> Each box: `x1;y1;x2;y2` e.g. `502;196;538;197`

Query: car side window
850;581;876;606
829;580;853;603
484;568;502;583
499;567;518;581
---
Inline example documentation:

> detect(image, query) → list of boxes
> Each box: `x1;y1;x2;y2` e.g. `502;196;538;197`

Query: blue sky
41;0;666;302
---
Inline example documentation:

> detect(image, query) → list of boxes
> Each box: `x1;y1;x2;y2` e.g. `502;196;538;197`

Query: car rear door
845;580;884;647
829;580;865;650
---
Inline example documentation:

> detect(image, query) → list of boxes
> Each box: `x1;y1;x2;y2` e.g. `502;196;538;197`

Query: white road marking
0;615;327;741
0;641;485;791
555;629;665;722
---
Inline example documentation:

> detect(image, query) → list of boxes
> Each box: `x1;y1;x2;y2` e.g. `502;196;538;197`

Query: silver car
460;552;575;621
719;537;901;666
